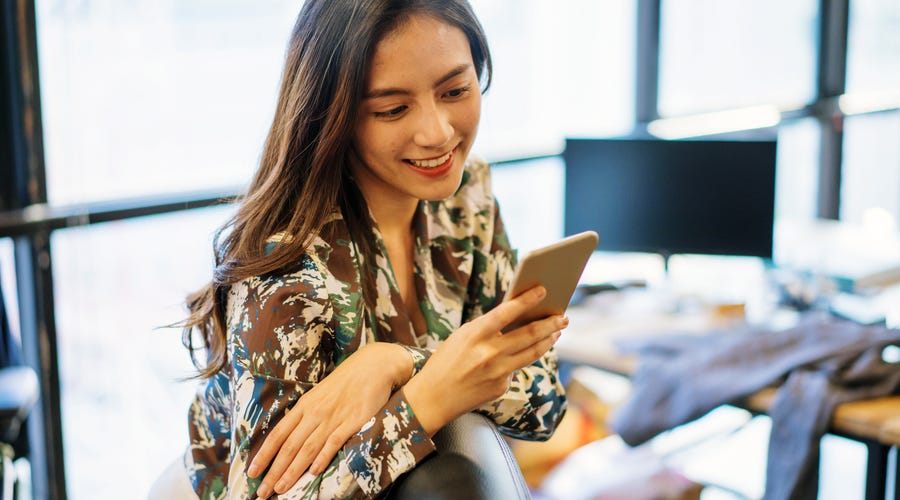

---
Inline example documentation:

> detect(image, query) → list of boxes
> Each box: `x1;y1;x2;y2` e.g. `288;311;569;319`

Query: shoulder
228;254;331;325
229;229;355;323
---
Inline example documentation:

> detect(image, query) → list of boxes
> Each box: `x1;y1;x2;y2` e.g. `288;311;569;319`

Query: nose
413;102;453;149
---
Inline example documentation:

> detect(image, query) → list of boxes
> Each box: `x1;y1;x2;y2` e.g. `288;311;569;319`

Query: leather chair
0;277;37;500
386;412;532;500
0;366;37;500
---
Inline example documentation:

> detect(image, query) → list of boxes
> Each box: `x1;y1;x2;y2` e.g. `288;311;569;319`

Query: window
840;111;900;227
492;156;565;254
49;206;232;497
658;0;818;116
842;0;900;232
471;0;635;159
35;1;299;205
774;118;820;224
0;239;18;344
846;0;900;94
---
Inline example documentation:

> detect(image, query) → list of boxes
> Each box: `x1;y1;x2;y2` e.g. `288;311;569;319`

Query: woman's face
351;13;481;211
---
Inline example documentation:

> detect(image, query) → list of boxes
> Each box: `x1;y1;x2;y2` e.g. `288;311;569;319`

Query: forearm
236;383;435;498
401;370;455;436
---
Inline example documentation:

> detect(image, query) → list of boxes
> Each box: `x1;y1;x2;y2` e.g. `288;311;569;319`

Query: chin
424;160;467;200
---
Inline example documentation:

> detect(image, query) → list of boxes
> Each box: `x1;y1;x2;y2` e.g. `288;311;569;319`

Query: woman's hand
249;342;413;498
404;285;566;435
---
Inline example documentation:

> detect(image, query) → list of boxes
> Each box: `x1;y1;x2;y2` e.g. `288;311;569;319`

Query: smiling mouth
406;149;454;169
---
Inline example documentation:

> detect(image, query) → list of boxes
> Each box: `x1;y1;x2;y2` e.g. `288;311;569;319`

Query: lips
408;149;453;168
405;148;456;177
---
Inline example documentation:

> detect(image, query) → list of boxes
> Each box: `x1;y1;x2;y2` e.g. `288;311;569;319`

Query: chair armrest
386;412;531;500
0;366;38;443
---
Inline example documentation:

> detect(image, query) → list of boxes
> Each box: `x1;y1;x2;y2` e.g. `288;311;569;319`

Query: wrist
368;342;414;390
402;374;449;436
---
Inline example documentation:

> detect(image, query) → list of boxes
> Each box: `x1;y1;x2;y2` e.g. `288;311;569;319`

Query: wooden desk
879;416;900;499
557;292;900;499
881;416;900;447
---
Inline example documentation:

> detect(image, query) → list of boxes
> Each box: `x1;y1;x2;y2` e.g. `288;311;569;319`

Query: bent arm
467;197;567;440
476;347;567;440
227;271;436;499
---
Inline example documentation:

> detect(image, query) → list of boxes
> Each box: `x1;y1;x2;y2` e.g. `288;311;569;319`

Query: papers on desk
823;262;900;294
775;218;900;295
829;292;887;325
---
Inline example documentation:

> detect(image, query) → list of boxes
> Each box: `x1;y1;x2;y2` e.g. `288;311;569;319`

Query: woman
171;1;567;498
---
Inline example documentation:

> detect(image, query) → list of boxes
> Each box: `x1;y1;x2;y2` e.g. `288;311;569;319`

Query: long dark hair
182;0;493;378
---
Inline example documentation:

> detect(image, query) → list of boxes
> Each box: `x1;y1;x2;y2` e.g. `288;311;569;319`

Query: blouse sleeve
466;198;568;441
226;260;435;499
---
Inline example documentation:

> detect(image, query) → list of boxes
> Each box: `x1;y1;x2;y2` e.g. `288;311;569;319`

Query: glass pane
659;0;818;116
846;0;900;94
774;118;820;223
840;111;900;226
50;206;234;498
0;238;18;345
471;0;635;159
35;1;299;205
771;118;821;266
492;156;565;254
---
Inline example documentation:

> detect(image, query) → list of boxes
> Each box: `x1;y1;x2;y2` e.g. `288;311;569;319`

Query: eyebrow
364;63;472;99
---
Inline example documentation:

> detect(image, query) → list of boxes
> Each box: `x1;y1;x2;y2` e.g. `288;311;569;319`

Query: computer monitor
563;138;777;264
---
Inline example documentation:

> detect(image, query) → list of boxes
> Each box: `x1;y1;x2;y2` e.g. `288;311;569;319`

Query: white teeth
409;150;452;168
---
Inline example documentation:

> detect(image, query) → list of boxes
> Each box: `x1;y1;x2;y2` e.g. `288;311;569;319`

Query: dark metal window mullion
13;232;65;500
815;0;849;220
635;0;661;127
2;0;67;498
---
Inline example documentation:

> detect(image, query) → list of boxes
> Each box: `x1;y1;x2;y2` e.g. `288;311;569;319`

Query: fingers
479;286;546;333
309;424;353;475
264;422;353;496
257;418;319;497
249;408;300;478
502;315;568;354
507;328;562;370
270;424;328;495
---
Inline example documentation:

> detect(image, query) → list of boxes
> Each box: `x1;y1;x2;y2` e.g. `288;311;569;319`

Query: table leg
866;441;889;500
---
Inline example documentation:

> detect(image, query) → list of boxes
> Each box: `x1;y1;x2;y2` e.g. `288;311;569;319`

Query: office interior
1;0;899;499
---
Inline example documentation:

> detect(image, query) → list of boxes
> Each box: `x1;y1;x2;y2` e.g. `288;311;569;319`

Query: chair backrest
386;412;531;500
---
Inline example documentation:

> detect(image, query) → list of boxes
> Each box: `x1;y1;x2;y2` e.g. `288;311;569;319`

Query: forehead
366;14;473;88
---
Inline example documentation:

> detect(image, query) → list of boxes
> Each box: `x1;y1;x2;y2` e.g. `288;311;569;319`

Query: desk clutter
538;263;900;500
610;312;900;500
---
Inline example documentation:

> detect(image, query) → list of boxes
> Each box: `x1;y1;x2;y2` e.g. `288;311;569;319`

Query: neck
368;196;418;239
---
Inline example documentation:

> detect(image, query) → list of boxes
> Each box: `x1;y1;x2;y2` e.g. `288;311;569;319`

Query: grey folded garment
608;312;900;500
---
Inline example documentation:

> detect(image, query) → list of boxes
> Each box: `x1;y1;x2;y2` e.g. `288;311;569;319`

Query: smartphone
503;230;599;332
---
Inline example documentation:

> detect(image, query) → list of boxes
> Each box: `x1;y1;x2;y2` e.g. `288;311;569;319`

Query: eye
443;85;471;99
373;105;408;119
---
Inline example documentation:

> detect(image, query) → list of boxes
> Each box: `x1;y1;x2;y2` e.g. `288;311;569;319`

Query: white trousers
146;454;200;500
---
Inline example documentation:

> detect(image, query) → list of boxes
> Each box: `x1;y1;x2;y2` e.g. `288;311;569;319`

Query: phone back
504;231;599;331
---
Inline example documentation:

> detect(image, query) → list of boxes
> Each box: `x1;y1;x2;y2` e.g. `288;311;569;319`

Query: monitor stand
660;250;673;275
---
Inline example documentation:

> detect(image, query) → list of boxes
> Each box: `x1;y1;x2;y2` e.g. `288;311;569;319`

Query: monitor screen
563;138;777;259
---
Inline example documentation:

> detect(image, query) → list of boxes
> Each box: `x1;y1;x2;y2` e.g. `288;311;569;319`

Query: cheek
463;94;482;132
355;123;393;160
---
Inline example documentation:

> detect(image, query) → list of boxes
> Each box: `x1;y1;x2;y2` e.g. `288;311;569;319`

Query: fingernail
257;483;271;498
558;316;569;328
275;480;288;493
534;286;547;299
248;463;259;477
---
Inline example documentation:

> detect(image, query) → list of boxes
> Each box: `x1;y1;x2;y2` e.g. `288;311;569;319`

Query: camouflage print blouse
186;158;567;499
